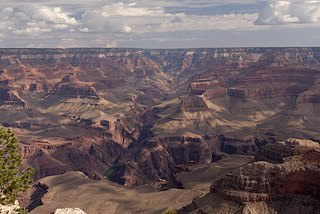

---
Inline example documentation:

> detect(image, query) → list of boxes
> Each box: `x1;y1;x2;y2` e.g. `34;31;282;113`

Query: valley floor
27;154;253;214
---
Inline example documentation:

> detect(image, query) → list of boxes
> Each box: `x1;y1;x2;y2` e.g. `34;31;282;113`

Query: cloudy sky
0;0;320;48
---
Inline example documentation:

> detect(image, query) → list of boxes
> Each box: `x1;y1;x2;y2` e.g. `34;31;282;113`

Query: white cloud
79;2;259;35
157;13;259;32
0;0;266;11
1;0;319;48
13;27;52;35
0;1;264;47
106;41;117;48
256;0;320;25
53;24;69;29
101;2;165;17
122;26;132;33
0;5;77;36
79;27;90;32
32;7;77;25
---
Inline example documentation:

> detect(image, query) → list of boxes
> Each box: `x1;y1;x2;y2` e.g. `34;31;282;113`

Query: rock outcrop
211;140;320;201
178;141;320;214
178;96;209;112
54;84;99;99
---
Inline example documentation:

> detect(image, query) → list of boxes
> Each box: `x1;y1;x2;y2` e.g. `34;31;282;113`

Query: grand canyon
0;48;319;213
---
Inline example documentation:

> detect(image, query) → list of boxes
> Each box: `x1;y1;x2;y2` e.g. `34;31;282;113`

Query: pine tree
0;127;34;213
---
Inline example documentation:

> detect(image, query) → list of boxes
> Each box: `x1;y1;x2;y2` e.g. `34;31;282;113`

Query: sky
0;0;320;48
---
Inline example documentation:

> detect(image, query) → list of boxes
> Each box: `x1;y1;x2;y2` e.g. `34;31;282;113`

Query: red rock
210;142;320;203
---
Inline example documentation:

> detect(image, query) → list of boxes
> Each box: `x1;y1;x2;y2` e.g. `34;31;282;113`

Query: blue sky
0;0;320;48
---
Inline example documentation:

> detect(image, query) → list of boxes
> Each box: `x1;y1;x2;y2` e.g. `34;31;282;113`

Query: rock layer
179;141;320;214
211;141;320;201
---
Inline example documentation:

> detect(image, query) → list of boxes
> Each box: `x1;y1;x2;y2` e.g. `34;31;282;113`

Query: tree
0;127;34;213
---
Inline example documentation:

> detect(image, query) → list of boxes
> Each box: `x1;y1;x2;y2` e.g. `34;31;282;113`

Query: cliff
178;140;320;214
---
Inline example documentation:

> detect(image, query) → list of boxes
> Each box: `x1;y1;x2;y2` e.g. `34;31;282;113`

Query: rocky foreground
19;154;253;214
16;139;320;214
179;139;320;214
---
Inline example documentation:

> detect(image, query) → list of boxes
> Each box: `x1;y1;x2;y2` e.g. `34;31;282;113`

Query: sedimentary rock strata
0;48;320;186
179;141;320;214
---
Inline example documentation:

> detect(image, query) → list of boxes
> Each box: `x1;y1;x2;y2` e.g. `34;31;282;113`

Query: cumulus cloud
79;2;171;34
79;2;259;35
32;7;77;25
0;1;264;47
256;0;320;25
1;0;318;48
0;5;77;36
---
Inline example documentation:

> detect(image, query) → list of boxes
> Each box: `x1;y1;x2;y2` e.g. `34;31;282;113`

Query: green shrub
102;167;114;180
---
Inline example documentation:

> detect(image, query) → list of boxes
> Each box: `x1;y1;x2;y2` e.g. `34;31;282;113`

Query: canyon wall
0;48;320;185
179;140;320;214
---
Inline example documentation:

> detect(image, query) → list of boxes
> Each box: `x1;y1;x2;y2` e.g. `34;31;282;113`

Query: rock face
1;47;320;187
211;140;320;202
54;84;99;99
179;141;320;214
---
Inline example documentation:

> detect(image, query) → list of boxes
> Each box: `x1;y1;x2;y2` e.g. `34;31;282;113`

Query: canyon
0;48;320;213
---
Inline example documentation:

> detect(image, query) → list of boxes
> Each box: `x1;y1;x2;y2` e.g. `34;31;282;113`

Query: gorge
0;48;319;213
